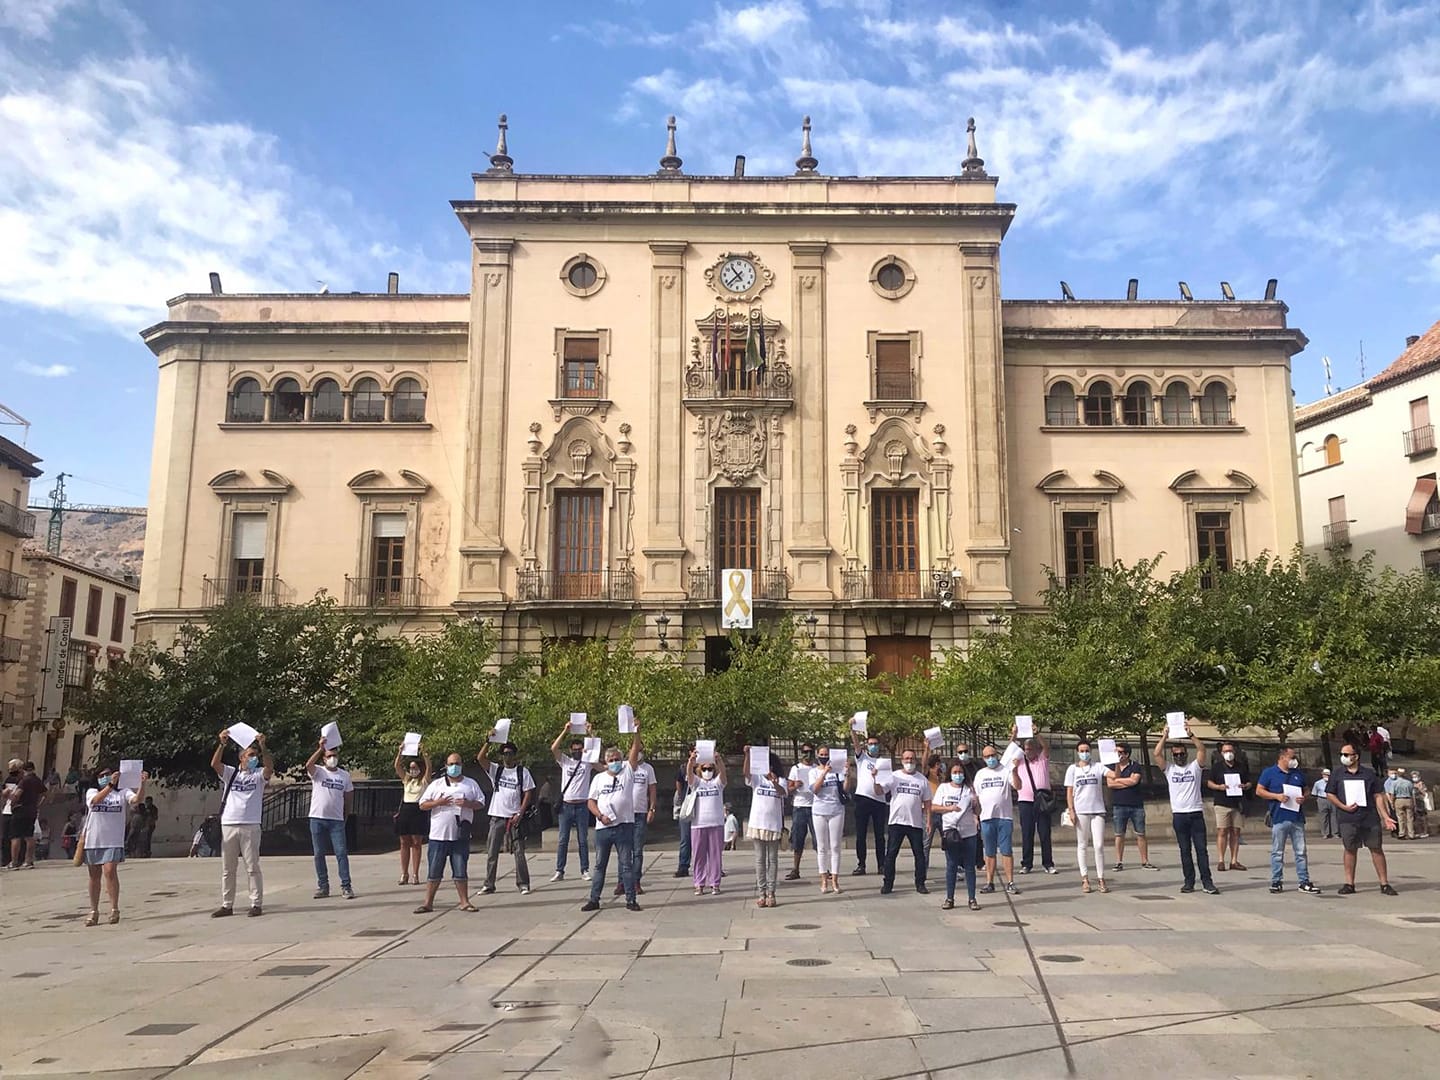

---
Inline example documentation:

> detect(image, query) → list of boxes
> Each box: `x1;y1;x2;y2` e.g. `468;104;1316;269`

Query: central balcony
687;567;789;602
842;567;952;602
683;360;793;410
515;568;635;603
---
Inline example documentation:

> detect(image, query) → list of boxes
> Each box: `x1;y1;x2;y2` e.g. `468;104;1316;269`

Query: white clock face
720;257;757;293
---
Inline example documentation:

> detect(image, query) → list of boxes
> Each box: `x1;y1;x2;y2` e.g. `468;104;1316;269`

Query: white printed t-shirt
811;765;844;816
933;782;978;838
485;763;536;818
557;754;593;803
885;771;931;828
975;766;1015;821
747;774;786;834
309;767;353;821
1064;763;1107;815
84;787;138;848
691;777;726;829
588;764;635;829
788;764;815;807
630;762;657;820
421;776;485;841
1165;760;1205;813
220;765;267;826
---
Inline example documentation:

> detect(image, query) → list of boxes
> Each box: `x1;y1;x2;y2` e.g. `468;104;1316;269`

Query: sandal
109;910;120;925
459;903;479;912
1099;879;1110;893
84;911;99;927
756;896;767;909
413;905;433;914
767;895;777;907
1230;862;1247;871
1082;877;1092;894
399;877;411;886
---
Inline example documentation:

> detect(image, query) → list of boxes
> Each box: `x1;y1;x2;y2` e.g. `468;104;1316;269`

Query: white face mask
1222;752;1235;763
324;756;338;769
901;761;917;773
1341;754;1356;765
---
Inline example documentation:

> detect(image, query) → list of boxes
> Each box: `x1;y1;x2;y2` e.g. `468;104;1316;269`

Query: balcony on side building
0;635;22;664
515;568;635;603
1322;522;1351;549
0;567;28;600
1404;424;1436;457
687;567;790;603
842;567;952;602
344;575;424;608
0;498;36;539
202;576;284;608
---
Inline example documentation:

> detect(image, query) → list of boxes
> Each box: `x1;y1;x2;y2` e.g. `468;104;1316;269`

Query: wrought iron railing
1423;508;1440;534
684;360;793;400
515;567;635;602
872;370;917;400
0;568;28;600
1404;425;1435;456
344;575;424;607
1322;522;1351;549
687;567;789;602
0;636;22;664
558;368;606;399
0;498;36;539
842;567;950;601
202;576;283;607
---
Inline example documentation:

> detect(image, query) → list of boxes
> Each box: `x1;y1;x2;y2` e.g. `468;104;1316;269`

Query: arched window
228;378;264;423
1198;382;1232;425
1161;382;1194;426
1323;434;1341;466
1121;382;1153;426
311;378;344;422
391;377;426;422
1044;380;1078;425
351;377;385;422
271;378;304;422
1083;380;1115;426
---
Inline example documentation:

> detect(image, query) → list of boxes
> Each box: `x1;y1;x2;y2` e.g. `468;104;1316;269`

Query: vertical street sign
37;616;71;721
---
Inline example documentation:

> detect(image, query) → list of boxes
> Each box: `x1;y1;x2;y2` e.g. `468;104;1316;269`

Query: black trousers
882;824;925;890
853;796;887;869
1018;799;1054;870
1173;811;1213;887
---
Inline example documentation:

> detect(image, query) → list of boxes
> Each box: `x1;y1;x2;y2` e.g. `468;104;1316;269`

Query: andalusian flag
744;310;767;373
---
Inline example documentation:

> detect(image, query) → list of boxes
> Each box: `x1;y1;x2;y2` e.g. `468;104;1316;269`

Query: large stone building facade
1;434;43;753
137;121;1307;674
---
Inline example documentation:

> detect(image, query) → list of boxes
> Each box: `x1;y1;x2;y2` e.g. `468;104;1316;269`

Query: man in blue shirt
1310;769;1333;838
1391;772;1416;839
1256;746;1321;895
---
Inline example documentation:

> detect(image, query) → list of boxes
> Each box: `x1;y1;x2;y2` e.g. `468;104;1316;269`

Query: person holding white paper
209;729;273;918
934;759;981;910
1065;740;1109;894
1013;723;1056;876
810;748;849;893
393;737;431;885
305;736;356;900
975;744;1023;895
616;745;656;897
848;728;888;876
686;745;728;895
414;753;486;913
550;718;598;882
1326;742;1398;896
875;748;932;896
475;737;536;895
1256;746;1321;894
79;764;147;926
743;745;787;907
1153;720;1219;895
1205;741;1251;872
582;724;645;912
785;743;819;881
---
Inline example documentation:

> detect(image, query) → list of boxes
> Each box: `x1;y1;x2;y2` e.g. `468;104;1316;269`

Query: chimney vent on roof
1126;278;1138;300
1406;334;1420;348
208;272;223;295
387;272;399;295
1264;278;1278;300
734;155;746;177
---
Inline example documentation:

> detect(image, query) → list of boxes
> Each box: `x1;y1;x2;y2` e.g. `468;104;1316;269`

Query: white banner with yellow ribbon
720;567;753;629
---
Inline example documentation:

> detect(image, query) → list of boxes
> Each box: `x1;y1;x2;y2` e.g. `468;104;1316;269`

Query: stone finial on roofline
961;116;988;179
487;113;514;174
795;115;819;175
658;115;683;174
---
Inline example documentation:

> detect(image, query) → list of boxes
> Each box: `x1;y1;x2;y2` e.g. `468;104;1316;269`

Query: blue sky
3;0;1438;507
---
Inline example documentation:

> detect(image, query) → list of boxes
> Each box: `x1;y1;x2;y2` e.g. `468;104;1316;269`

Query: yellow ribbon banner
722;568;752;628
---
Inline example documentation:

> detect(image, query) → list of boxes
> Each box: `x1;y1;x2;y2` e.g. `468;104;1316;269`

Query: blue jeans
677;815;692;873
590;823;635;903
945;833;980;901
633;816;649;885
427;837;470;881
1270;820;1311;885
309;818;350;891
555;802;590;875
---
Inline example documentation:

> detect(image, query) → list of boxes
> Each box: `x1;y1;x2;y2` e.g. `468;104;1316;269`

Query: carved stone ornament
709;409;767;484
884;439;909;483
568;439;592;480
703;251;775;304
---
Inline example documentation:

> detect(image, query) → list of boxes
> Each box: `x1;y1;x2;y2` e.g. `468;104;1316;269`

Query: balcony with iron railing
683;360;793;405
842;567;951;601
1404;424;1435;456
1322;522;1352;549
344;575;424;608
0;701;16;725
0;567;28;600
0;498;36;539
202;576;284;607
1423;508;1440;534
0;635;22;664
687;567;789;602
515;567;635;603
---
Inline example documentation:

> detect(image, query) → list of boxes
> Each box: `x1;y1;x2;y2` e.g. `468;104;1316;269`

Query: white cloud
16;361;74;377
718;0;808;44
0;0;79;38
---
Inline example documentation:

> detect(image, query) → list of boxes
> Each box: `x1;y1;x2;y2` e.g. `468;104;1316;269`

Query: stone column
787;241;832;599
643;241;688;599
959;242;1013;602
458;238;514;601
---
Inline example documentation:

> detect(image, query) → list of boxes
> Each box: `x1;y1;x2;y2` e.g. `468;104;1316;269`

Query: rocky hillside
47;510;147;581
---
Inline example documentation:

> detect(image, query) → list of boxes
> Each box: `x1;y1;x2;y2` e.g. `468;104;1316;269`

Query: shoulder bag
1023;756;1056;817
678;786;697;822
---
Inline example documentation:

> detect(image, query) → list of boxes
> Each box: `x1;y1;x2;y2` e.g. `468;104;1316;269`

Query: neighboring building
137;118;1307;674
1;434;43;758
6;551;139;773
1295;320;1440;574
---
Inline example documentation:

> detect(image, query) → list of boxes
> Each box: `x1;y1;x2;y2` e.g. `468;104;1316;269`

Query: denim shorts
1112;804;1146;836
980;818;1013;857
427;838;470;881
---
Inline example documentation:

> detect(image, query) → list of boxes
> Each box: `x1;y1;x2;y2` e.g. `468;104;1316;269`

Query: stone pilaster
642;240;688;599
787;241;832;599
959;242;1012;602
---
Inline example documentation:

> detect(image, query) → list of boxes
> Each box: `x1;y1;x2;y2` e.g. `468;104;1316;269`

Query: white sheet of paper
828;748;848;773
924;726;943;750
321;721;342;750
119;759;143;791
1001;742;1024;769
874;757;894;791
749;746;770;776
1015;715;1034;740
1098;738;1120;765
225;722;259;750
1224;772;1242;796
617;705;636;733
1376;725;1391;743
1166;712;1188;740
582;737;602;764
569;712;588;734
793;765;812;789
1282;783;1303;809
489;718;512;744
1343;778;1367;807
401;732;422;756
696;739;717;765
851;711;868;735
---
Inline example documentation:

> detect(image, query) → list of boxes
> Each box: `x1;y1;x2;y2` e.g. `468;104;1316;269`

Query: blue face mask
950;772;963;783
246;757;261;773
606;761;624;775
985;756;1000;769
866;744;880;757
1078;751;1091;762
446;763;462;778
97;775;112;788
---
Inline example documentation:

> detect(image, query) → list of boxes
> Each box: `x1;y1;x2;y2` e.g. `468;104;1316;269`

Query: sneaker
1005;881;1021;895
210;907;233;918
851;866;867;876
580;870;591;881
248;905;263;917
313;889;330;899
879;885;894;895
979;883;996;894
1018;867;1031;875
1298;882;1321;894
1202;883;1221;895
1111;862;1125;872
1380;883;1399;896
672;869;687;878
1180;884;1196;893
941;898;955;910
550;871;565;882
580;900;600;912
625;900;643;912
1043;866;1058;875
1269;882;1284;893
341;887;356;900
1337;883;1356;895
519;886;531;895
915;885;930;895
478;885;495;895
1141;863;1160;871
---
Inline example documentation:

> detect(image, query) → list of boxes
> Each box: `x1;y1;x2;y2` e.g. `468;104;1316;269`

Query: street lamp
656;612;671;651
802;610;819;649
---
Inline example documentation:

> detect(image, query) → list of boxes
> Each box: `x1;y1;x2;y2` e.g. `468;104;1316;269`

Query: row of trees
78;549;1440;785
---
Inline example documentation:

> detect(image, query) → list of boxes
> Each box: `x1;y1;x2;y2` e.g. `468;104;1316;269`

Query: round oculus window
567;261;598;290
876;262;906;291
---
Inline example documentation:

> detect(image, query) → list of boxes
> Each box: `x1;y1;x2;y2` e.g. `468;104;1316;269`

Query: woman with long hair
934;757;982;911
80;764;147;926
394;740;431;885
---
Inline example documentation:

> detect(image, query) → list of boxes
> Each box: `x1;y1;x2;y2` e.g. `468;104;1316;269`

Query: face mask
446;763;462;778
700;768;715;780
97;775;111;788
985;756;999;769
818;757;830;767
246;758;262;773
866;744;880;757
1222;752;1235;763
958;752;971;763
1078;751;1091;762
902;761;917;773
1341;754;1356;765
950;772;963;783
801;750;814;762
324;756;338;769
1172;753;1187;763
607;761;624;775
570;749;583;760
407;768;420;778
1288;761;1300;772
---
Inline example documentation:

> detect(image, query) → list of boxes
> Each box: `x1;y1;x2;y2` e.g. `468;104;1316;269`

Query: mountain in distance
46;510;147;581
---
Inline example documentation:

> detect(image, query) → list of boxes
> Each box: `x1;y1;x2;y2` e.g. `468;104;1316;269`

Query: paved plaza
2;837;1439;1078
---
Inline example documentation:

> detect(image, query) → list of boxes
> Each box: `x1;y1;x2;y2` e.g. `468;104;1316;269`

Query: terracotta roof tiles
1368;318;1440;390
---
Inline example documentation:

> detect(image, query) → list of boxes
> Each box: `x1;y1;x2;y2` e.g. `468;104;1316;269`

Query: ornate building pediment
708;409;767;485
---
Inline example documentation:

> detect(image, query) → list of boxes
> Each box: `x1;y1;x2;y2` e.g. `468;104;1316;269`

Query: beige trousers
221;823;264;909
